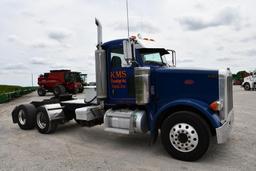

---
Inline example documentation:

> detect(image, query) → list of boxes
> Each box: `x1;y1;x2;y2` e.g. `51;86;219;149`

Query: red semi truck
37;70;84;97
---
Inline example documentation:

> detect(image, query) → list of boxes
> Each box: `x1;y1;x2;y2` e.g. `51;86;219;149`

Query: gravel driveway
0;86;255;171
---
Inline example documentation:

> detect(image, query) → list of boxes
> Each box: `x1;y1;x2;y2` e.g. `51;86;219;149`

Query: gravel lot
0;86;255;171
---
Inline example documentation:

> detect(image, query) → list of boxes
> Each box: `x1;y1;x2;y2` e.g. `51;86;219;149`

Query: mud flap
150;128;159;145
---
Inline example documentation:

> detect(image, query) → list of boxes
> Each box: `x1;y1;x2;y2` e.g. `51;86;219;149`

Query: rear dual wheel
35;107;58;134
16;104;36;130
161;111;210;161
14;104;57;134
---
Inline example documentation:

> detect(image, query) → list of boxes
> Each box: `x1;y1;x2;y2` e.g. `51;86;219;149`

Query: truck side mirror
123;40;134;65
167;49;176;67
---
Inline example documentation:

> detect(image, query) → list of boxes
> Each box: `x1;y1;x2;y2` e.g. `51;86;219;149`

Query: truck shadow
54;122;225;162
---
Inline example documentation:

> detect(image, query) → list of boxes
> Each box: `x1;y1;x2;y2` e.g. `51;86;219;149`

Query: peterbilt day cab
11;19;234;161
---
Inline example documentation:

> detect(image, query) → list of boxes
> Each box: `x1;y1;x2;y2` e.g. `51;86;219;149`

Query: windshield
80;74;87;83
65;72;81;82
140;48;173;66
142;52;163;64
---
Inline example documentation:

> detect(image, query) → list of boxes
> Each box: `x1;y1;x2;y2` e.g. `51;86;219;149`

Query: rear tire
161;111;210;161
244;83;250;91
53;85;66;97
37;87;46;96
35;107;58;134
16;104;36;130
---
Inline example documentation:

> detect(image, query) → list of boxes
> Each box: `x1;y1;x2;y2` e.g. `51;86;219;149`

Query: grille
227;76;233;113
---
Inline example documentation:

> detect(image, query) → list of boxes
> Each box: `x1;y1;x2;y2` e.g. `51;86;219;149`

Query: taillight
209;100;223;111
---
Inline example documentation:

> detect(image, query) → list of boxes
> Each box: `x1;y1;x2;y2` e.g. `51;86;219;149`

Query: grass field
0;85;37;103
0;85;22;94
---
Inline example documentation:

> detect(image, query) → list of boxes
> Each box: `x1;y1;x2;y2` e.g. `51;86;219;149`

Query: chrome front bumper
216;109;234;144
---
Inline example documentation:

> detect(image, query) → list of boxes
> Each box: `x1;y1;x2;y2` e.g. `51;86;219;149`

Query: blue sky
0;0;255;86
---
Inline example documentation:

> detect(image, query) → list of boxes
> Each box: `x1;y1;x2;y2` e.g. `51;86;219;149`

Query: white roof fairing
135;38;170;50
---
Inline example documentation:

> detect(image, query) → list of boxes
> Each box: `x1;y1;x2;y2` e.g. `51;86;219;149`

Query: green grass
0;85;37;103
0;85;22;94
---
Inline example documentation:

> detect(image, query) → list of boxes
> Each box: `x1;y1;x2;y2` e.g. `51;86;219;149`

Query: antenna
126;0;130;38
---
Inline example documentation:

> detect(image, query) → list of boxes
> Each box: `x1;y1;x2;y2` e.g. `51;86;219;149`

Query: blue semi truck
11;19;234;161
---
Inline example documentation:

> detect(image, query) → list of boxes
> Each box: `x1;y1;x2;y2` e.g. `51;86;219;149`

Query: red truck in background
37;70;84;97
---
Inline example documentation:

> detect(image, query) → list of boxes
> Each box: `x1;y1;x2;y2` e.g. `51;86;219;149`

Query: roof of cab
102;38;167;50
102;39;127;49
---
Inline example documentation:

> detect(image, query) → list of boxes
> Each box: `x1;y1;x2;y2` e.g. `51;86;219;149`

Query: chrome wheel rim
169;123;199;152
37;112;47;129
18;109;26;125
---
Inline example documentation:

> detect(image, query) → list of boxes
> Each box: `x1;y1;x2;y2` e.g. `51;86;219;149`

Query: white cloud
48;28;72;42
30;41;56;49
3;63;27;70
7;34;19;42
30;57;49;65
50;63;69;69
216;57;235;62
179;7;240;30
177;59;194;63
114;20;159;34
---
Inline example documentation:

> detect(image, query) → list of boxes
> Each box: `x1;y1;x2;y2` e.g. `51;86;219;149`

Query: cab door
107;45;135;104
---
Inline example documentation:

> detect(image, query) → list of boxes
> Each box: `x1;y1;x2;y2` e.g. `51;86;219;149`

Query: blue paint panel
153;68;219;104
108;67;135;103
103;39;136;105
102;39;126;49
147;67;220;131
151;98;221;129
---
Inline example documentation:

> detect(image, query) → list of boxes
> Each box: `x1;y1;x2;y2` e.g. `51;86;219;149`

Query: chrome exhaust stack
95;18;102;50
95;18;107;100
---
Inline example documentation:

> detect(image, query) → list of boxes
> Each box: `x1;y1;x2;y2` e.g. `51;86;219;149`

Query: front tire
37;87;46;96
16;104;36;130
161;111;210;161
35;107;58;134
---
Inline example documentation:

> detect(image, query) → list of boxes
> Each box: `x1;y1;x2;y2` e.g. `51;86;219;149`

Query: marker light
209;100;223;111
135;34;155;42
130;35;136;40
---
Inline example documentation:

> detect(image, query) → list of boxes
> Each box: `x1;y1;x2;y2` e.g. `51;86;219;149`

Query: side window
110;47;130;68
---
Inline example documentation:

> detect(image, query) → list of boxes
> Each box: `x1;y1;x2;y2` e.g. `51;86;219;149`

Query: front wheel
161;111;210;161
37;87;46;96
